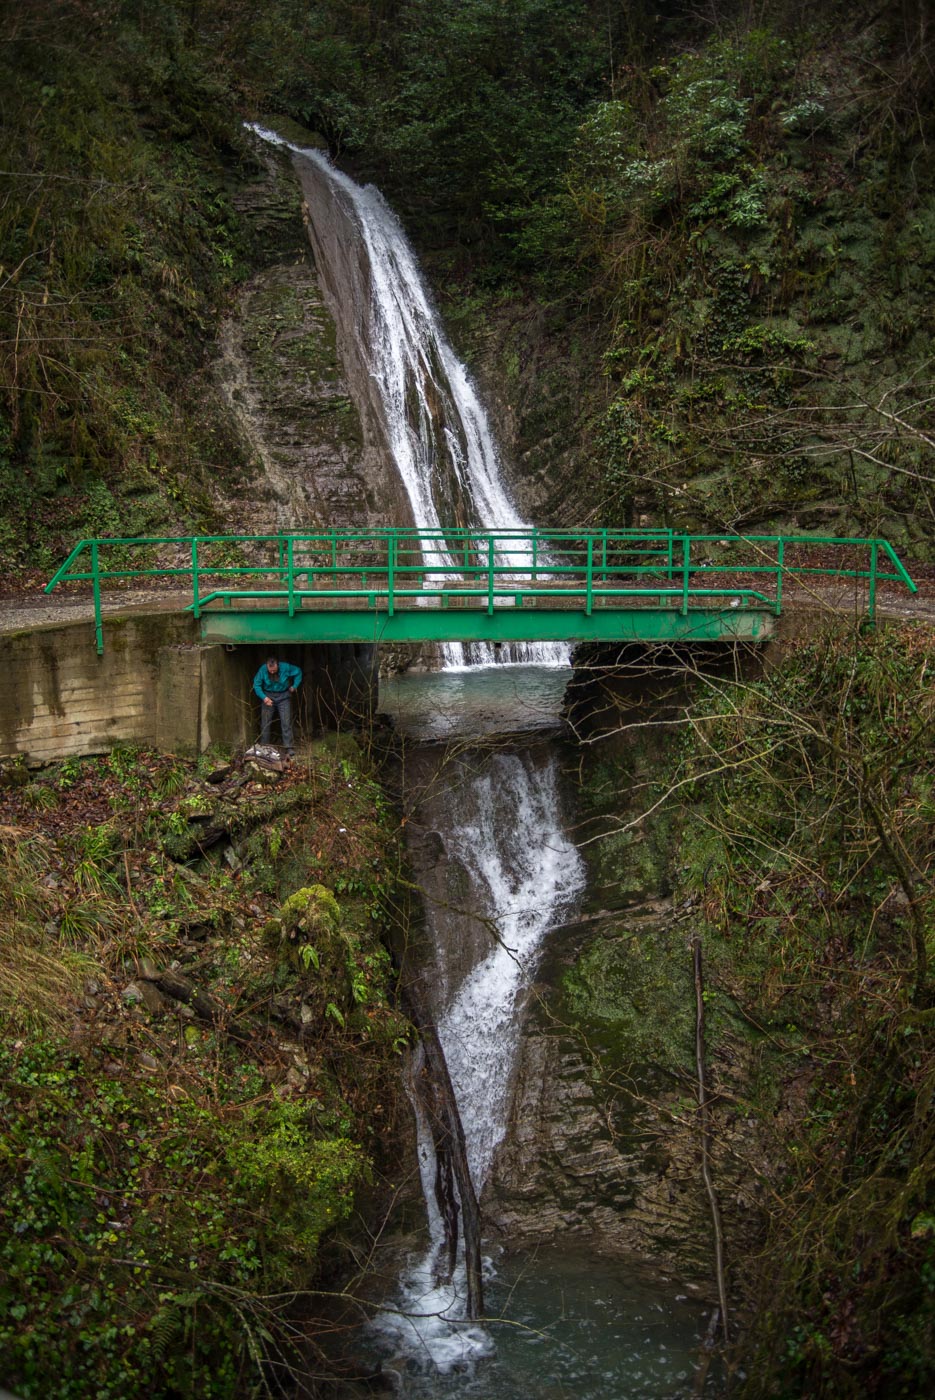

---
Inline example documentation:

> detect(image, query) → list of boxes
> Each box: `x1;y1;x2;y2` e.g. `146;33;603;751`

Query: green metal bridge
45;528;917;654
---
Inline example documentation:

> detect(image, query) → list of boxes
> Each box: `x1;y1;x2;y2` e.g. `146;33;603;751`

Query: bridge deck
44;528;916;653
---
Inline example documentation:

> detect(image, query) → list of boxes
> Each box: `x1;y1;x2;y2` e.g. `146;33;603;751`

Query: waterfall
248;123;566;669
436;752;582;1186
248;125;584;1378
372;742;586;1369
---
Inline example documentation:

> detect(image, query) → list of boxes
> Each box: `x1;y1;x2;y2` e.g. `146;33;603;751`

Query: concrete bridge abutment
0;613;376;767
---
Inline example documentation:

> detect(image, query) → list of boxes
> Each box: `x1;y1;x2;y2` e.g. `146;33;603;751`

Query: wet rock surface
213;134;403;535
474;692;768;1298
483;907;770;1295
216;260;392;532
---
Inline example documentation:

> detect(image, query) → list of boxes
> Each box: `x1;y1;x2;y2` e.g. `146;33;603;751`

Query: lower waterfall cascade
358;667;712;1398
371;706;586;1370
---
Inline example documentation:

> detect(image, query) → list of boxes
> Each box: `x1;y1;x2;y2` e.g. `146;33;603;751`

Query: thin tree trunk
404;976;484;1319
693;935;729;1344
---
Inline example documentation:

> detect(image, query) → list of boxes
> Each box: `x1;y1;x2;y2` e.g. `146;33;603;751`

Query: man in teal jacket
253;655;303;756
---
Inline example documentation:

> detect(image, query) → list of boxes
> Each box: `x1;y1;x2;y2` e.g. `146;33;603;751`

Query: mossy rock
263;884;361;1023
264;884;341;957
585;829;665;906
309;732;363;764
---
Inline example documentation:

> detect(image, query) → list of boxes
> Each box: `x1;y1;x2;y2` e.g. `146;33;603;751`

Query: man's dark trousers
261;694;294;750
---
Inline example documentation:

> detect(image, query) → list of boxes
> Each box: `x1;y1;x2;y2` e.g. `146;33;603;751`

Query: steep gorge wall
214;138;406;536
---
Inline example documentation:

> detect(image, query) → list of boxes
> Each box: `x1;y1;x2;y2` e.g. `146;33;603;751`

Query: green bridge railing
45;528;917;653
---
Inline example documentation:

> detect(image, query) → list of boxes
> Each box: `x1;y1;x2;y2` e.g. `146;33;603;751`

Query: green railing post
44;539;88;595
666;531;674;580
586;536;594;616
681;536;690;615
880;540;918;595
775;537;784;616
191;538;201;619
532;532;538;582
91;540;103;656
287;537;295;617
868;539;879;624
388;533;396;616
488;535;495;615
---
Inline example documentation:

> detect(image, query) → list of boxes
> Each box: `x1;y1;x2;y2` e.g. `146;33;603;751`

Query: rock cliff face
483;910;768;1292
440;294;606;530
486;1014;714;1278
215;143;404;534
473;684;770;1297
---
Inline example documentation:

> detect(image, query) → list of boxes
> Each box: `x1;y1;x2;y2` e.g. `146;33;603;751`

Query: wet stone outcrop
483;907;770;1293
479;685;773;1299
484;955;715;1280
216;261;393;532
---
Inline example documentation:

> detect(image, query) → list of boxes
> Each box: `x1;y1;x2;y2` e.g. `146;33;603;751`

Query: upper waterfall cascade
248;123;566;669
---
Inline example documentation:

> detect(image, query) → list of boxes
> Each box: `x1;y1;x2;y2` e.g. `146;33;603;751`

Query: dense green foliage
677;625;935;1395
560;19;935;547
0;740;408;1395
0;1040;362;1397
316;0;628;247
565;624;935;1395
2;1;933;563
0;3;261;568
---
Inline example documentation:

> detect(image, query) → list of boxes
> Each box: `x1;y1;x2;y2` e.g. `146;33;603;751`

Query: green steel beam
199;606;776;646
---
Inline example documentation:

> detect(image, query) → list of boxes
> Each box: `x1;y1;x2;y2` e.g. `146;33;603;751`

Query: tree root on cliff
138;966;253;1046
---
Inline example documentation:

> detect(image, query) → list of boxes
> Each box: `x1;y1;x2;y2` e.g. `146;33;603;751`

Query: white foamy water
248;123;566;669
371;743;585;1371
439;752;583;1187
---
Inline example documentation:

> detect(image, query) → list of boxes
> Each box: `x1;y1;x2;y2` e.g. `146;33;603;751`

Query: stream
359;664;711;1398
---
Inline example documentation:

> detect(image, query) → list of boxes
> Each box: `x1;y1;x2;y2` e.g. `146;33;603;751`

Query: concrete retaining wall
0;613;376;766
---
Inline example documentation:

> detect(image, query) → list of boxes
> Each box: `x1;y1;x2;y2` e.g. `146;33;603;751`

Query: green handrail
44;528;917;653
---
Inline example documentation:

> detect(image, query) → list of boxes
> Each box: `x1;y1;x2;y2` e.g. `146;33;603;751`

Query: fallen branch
692;1305;722;1398
139;967;253;1046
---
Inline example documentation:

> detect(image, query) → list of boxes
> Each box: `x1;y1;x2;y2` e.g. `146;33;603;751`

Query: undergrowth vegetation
567;622;935;1395
0;738;409;1396
2;2;934;1389
675;623;935;1395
